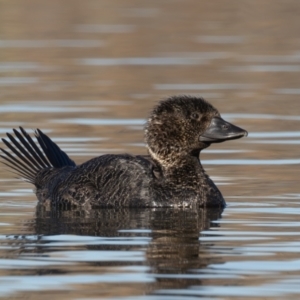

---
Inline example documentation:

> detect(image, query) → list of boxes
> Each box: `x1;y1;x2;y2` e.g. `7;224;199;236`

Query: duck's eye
191;113;200;120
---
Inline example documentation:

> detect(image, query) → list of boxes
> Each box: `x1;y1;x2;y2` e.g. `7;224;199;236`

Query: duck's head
145;95;247;166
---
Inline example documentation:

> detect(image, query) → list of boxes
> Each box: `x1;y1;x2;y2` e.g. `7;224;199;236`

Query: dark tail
0;127;76;184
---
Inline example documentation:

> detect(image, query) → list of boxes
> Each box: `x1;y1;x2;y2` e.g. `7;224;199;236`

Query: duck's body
34;154;222;208
0;96;247;208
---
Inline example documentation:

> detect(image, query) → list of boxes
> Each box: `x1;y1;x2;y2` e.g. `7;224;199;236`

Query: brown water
1;0;300;299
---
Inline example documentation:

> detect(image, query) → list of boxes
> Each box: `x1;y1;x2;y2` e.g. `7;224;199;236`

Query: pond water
1;0;300;299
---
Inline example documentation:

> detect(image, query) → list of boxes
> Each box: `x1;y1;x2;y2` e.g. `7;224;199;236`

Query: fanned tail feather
35;129;75;168
0;127;76;184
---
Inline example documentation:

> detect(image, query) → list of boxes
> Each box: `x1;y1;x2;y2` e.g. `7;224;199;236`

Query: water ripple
0;39;104;48
79;57;208;66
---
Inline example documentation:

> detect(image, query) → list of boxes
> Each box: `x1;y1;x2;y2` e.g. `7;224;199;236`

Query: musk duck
0;96;247;208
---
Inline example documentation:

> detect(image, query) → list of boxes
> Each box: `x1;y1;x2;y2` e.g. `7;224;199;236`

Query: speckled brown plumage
0;96;247;209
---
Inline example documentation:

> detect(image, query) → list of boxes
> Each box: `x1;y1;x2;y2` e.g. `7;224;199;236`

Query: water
1;0;300;298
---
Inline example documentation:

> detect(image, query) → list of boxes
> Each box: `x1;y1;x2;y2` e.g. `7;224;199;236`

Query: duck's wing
66;154;157;207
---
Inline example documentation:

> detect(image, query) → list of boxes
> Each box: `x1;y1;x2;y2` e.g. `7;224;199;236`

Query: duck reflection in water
30;206;223;292
0;96;247;209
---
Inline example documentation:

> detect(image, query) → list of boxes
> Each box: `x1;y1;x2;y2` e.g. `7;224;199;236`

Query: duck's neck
148;148;208;184
166;156;206;181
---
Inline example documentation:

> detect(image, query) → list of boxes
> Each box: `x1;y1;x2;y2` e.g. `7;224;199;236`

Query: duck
0;96;247;209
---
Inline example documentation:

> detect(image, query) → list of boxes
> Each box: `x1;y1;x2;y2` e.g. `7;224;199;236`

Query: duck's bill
199;117;248;143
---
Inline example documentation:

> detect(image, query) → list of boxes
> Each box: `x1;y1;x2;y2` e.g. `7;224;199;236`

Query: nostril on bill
222;124;229;130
